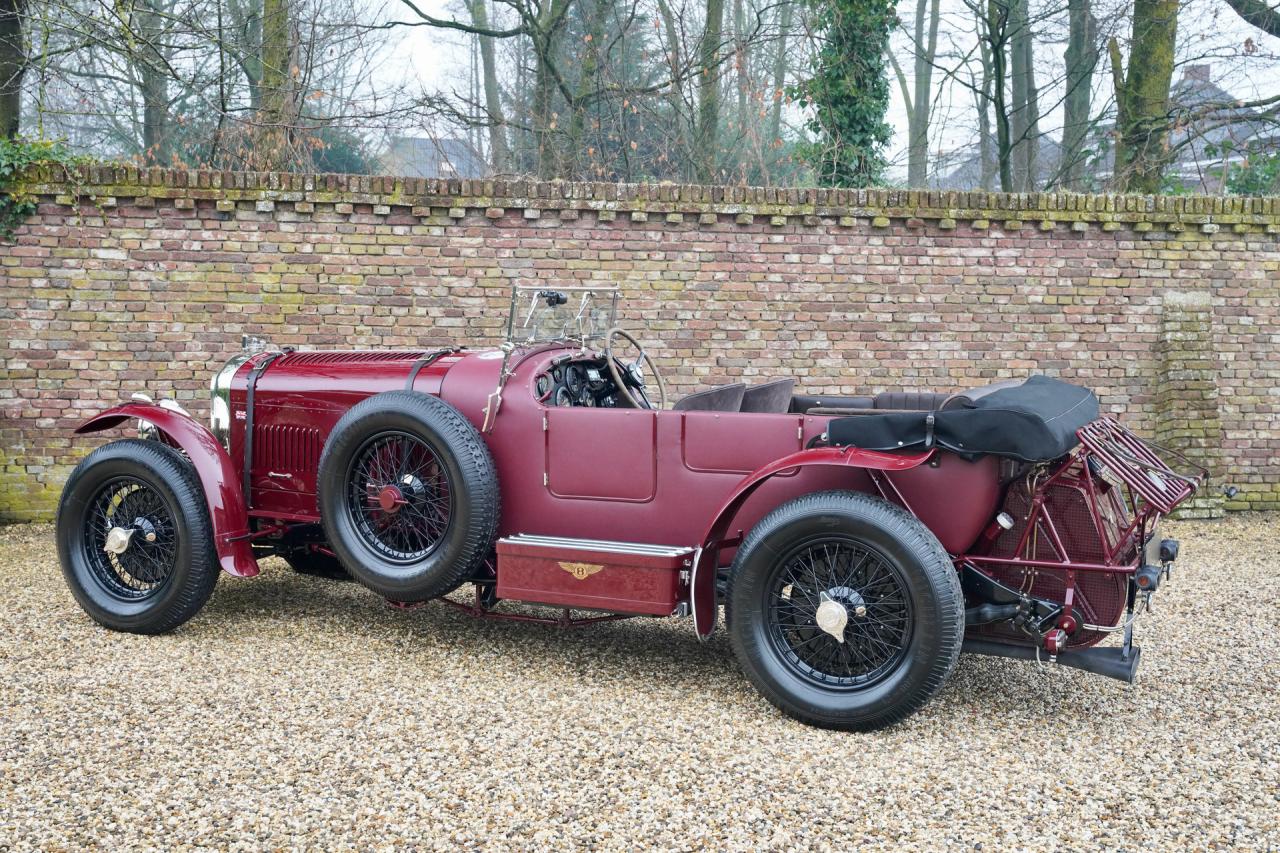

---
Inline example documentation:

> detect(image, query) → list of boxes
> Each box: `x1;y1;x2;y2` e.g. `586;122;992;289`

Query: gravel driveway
1;516;1277;850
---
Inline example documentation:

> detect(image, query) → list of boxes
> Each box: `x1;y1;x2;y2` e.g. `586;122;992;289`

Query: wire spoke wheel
319;392;499;603
82;476;180;600
729;492;962;730
766;536;914;690
346;430;455;564
57;440;220;634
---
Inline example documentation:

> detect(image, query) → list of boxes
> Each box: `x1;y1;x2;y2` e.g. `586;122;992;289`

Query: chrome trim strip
210;352;253;450
499;534;693;559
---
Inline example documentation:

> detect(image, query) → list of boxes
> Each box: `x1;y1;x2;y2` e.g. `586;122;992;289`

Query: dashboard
536;356;627;408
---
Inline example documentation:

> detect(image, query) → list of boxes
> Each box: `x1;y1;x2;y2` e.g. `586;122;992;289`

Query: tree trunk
532;36;558;178
733;0;747;158
767;0;792;149
907;0;940;187
695;0;725;182
974;17;996;190
656;0;690;178
1109;0;1178;193
986;0;1012;191
1222;0;1280;38
530;0;571;179
136;2;168;163
1008;0;1039;190
469;0;508;173
0;0;23;139
257;0;292;167
1061;0;1095;189
567;0;608;178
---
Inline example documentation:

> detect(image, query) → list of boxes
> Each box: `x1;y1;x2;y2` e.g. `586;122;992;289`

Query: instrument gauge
535;374;552;399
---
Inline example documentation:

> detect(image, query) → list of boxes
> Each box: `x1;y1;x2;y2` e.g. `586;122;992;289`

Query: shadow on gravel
200;564;741;686
196;562;1146;728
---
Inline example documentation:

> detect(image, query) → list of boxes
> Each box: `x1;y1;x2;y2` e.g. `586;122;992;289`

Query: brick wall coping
17;165;1280;234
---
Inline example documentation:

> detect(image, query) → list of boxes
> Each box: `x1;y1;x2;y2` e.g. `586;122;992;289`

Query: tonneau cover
826;376;1099;462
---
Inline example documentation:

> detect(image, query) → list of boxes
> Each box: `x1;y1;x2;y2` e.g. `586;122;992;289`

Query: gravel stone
1;517;1277;850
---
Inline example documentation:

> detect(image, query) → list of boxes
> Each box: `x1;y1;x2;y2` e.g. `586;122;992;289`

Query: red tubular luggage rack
1076;417;1207;514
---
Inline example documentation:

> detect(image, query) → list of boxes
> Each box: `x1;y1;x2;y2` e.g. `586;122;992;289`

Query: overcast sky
373;0;1280;181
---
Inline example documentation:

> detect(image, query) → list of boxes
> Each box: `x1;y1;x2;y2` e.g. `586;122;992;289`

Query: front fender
76;404;259;578
690;445;933;637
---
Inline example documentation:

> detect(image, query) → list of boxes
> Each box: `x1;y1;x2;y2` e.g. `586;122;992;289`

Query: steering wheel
604;327;667;410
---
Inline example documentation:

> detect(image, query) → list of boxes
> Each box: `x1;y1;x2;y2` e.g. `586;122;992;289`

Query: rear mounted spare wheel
317;391;499;602
726;491;964;731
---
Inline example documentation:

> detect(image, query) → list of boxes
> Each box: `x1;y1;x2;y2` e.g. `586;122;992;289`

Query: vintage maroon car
56;286;1205;730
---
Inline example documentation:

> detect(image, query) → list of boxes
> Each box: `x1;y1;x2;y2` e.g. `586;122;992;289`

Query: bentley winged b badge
559;561;605;580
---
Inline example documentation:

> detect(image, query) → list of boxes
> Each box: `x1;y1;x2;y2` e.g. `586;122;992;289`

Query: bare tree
1221;0;1280;37
888;0;941;187
766;0;791;147
0;0;23;137
1060;0;1096;189
1008;0;1039;189
694;0;725;180
469;0;509;171
1108;0;1179;192
254;0;293;164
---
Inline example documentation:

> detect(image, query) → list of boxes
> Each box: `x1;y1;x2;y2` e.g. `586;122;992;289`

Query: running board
962;638;1142;683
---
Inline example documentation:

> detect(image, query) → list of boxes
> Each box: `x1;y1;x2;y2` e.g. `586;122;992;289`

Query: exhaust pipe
962;638;1142;683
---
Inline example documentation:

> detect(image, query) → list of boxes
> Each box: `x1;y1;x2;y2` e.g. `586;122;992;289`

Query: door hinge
542;415;548;431
543;472;549;486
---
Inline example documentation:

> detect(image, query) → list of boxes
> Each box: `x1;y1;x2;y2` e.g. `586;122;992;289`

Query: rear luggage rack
1076;418;1206;514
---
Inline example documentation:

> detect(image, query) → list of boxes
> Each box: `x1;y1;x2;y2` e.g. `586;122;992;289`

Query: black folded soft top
826;376;1100;462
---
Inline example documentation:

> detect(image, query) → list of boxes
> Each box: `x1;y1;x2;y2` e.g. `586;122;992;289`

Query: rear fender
75;404;259;578
690;445;933;637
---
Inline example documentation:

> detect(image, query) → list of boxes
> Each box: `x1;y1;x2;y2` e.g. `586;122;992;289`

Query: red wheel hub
376;484;405;513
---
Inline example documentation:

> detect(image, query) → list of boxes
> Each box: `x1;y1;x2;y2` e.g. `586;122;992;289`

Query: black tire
317;391;499;601
56;439;220;634
726;490;963;731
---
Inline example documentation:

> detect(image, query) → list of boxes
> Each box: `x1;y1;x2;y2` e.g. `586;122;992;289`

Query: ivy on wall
0;138;88;239
790;0;895;188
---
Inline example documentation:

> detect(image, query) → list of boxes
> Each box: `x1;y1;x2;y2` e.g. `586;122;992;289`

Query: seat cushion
673;383;747;412
790;394;875;413
740;378;796;413
874;391;951;411
940;379;1024;410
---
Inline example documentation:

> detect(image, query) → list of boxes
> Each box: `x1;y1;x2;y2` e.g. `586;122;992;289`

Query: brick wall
2;167;1278;521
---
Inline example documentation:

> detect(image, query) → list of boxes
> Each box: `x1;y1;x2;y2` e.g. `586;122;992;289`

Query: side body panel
440;349;1002;554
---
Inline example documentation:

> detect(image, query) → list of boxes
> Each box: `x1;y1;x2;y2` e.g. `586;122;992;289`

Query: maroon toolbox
495;535;694;616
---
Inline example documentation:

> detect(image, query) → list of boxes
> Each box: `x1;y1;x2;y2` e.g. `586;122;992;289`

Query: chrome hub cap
815;592;848;643
103;526;135;555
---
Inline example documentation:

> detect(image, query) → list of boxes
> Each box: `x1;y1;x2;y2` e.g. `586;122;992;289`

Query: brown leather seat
740;378;796;413
940;379;1024;410
789;394;875;413
873;391;951;411
673;383;747;412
